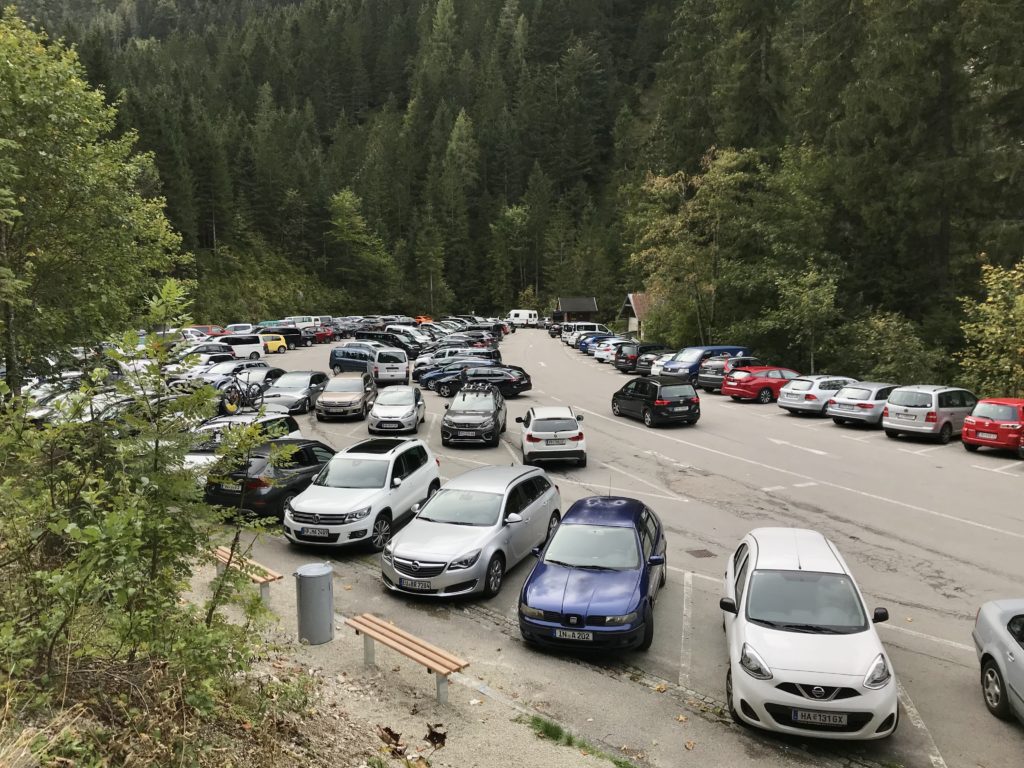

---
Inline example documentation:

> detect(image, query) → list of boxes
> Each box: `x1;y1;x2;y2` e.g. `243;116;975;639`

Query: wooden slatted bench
345;613;469;703
213;545;283;603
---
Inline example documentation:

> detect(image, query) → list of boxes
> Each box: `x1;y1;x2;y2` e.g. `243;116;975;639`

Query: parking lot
269;330;1024;768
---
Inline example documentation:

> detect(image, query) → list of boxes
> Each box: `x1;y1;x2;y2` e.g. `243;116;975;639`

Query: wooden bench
345;613;469;704
213;545;283;603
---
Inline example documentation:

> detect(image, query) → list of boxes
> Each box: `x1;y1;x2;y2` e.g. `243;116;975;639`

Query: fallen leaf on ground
343;584;353;591
685;740;696;751
424;722;447;749
653;683;668;693
241;722;252;731
469;698;482;706
676;714;688;723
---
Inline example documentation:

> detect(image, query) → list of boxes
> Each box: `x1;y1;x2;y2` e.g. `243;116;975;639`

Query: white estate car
720;528;898;740
283;437;440;551
516;406;587;468
778;375;858;416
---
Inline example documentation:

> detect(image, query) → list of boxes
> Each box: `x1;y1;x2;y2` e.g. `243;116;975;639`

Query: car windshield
325;378;364;393
377;389;414;406
729;370;752;379
449;392;493;412
659;384;696;398
208;362;240;374
746;570;868;634
313;458;388;489
973;403;1020;421
544;524;640;570
788;379;814;391
889;390;933;408
836;386;871;401
417;489;502;526
532;418;579;432
675;349;704;363
272;373;311;389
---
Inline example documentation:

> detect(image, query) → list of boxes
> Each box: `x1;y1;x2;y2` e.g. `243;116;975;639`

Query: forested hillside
10;0;1024;376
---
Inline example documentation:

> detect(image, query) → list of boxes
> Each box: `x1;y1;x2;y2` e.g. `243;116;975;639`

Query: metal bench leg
435;673;448;704
259;581;270;604
363;634;375;668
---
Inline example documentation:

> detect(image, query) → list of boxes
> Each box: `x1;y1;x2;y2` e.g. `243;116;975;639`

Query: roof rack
345;437;412;454
459;382;498;393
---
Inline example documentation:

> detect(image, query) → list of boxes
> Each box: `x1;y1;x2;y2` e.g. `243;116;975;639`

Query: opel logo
811;686;826;699
313;514;320;524
410;561;421;572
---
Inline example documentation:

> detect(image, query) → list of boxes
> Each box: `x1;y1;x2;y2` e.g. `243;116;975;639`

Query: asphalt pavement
261;330;1024;768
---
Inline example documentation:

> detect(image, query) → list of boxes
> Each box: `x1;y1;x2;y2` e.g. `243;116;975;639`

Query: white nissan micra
720;528;899;740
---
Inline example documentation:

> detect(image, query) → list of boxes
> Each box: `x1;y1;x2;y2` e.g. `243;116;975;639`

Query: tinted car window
378;350;406;364
746;570;867;633
314;458;388;488
533;418;579;432
836;386;871;400
890;390;933;408
419;489;502;526
973;403;1019;421
659;384;697;398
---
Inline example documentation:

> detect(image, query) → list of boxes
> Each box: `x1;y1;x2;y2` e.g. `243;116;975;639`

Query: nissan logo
313;514;320;524
811;686;826;699
410;561;421;572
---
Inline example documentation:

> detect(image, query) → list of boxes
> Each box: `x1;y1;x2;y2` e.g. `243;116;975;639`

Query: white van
371;347;409;385
284;315;315;329
219;334;264;359
508;309;538;327
564;322;609;346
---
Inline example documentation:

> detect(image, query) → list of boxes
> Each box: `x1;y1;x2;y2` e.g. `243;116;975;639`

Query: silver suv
882;385;978;443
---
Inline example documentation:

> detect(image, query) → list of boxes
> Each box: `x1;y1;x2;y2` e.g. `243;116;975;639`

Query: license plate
554;629;593;641
792;709;847;726
978;431;997;439
671;406;689;412
897;412;917;420
220;482;241;492
379;423;399;429
785;393;799;399
458;430;475;437
300;527;330;538
839;403;854;410
399;578;431;590
547;439;566;445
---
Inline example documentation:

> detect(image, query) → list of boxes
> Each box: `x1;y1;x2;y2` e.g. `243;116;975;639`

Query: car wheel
702;386;714;393
726;669;741;724
438;383;453;397
523;453;532;466
642;408;654;427
1018;445;1024;460
832;417;846;425
482;554;505;598
963;442;979;452
982;659;1012;720
885;429;899;439
315;413;324;422
278;492;296;522
730;395;741;402
426;479;440;499
298;397;309;414
612;400;622;416
937;422;953;444
368;512;392;552
500;419;507;434
277;346;286;354
332;366;341;374
660;559;667;588
639;605;655;651
304;338;313;347
360;403;368;420
288;341;296;350
578;454;587;468
757;388;772;404
248;351;260;360
542;511;560;545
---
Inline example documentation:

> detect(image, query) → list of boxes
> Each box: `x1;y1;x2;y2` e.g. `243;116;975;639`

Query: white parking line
500;439;520;464
552;476;683;503
899;445;943;456
971;463;1023;477
600;461;685;501
897;681;949;768
679;571;693;688
839;434;873;443
767;437;829;456
879;623;974;653
792;481;818;488
761;485;786;492
575;406;1024;541
538;361;546;367
668;565;718;584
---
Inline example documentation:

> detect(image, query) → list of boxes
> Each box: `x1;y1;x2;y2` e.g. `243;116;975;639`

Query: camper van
507;309;538;327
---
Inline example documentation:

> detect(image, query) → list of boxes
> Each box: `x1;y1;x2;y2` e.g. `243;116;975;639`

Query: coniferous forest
8;0;1024;379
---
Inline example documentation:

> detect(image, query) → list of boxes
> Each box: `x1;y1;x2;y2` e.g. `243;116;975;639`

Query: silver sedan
827;382;899;426
367;385;426;434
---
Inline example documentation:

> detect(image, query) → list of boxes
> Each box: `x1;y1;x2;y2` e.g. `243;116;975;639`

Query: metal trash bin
294;562;334;645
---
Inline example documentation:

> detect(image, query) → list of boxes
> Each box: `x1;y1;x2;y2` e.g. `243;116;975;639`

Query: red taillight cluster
804;393;818;401
827;398;837;406
373;365;379;375
628;354;637;361
568;432;584;442
525;434;543;443
653;399;670;406
925;412;938;423
882;406;889;417
245;477;270;491
855;403;874;410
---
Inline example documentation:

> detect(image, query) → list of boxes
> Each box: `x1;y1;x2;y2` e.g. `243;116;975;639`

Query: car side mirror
719;597;738;615
576;414;583;421
444;404;449;409
515;416;523;423
505;512;523;525
872;607;889;624
411;502;420;514
531;546;542;557
392;477;403;488
648;554;665;566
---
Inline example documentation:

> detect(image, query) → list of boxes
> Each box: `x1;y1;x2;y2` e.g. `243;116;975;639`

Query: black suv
440;383;508;447
613;343;673;374
696;355;763;392
460;365;531;397
355;330;423;358
611;375;701;427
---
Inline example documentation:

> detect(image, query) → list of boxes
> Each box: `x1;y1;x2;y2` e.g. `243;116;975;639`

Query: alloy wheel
757;388;772;404
984;666;1002;710
370;514;392;550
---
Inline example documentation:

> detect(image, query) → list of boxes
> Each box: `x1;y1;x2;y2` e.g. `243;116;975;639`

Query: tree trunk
2;299;20;396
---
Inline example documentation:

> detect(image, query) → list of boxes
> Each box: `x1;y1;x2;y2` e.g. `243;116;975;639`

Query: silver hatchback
882;385;978;443
827;382;899;426
777;375;858;415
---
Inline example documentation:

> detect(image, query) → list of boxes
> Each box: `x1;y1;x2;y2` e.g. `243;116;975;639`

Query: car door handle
1010;651;1016;662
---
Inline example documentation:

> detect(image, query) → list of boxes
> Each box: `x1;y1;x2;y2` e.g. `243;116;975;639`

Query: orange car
414;315;433;324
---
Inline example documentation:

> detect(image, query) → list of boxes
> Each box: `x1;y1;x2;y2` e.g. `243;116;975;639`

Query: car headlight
401;409;416;419
603;611;639;626
448;549;481;571
478;418;494;429
340;506;372;523
863;653;891;689
739;643;772;680
519;602;544;620
382;542;394;564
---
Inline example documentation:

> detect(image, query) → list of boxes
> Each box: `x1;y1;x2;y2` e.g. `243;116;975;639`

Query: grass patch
524;715;639;768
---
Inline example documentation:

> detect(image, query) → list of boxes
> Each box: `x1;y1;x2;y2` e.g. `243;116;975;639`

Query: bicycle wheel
221;384;242;414
244;383;264;409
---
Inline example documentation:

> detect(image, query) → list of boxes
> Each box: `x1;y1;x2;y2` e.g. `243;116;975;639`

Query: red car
721;366;800;403
311;325;334;344
962;398;1024;458
190;324;227;337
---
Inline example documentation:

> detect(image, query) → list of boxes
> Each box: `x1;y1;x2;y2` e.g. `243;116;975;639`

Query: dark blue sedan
518;496;667;651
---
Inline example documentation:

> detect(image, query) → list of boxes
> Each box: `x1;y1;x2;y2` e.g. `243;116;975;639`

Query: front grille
775;683;860;701
393;557;447;578
291;511;349;525
763;703;871;733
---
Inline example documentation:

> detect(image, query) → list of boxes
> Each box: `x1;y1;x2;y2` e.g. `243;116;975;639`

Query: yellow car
259;333;288;354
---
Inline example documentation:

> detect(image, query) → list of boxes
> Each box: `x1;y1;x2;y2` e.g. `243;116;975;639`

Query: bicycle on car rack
218;373;264;415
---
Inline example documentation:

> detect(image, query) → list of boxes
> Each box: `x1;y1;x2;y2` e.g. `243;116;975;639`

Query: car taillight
827;398;836;405
925;412;937;423
373;365;379;375
568;432;584;442
882;406;889;417
244;477;270;491
1002;423;1021;430
653;399;670;406
435;457;441;467
804;393;818;401
628;354;637;361
692;396;700;404
856;403;874;410
526;434;543;443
